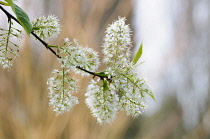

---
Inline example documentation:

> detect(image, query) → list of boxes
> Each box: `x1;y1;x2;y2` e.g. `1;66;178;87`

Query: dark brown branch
76;66;96;76
30;31;61;58
76;66;110;81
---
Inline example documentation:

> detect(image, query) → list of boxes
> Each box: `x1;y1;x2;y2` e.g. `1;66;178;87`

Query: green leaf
48;45;58;48
0;1;10;6
103;80;109;92
95;71;108;77
149;91;155;100
4;0;14;8
14;5;32;35
5;0;32;35
132;42;143;65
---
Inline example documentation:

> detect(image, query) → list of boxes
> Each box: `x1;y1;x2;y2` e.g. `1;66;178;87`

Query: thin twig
76;66;96;76
76;66;109;80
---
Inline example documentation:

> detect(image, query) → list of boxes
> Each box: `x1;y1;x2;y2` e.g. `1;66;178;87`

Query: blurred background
0;0;210;138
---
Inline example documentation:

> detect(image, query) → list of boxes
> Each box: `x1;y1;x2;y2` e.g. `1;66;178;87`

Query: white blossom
117;74;150;117
59;39;100;76
105;65;151;117
0;26;23;69
0;57;13;69
47;69;79;115
45;17;154;123
102;17;132;67
85;66;152;123
85;80;119;124
31;15;61;40
84;17;154;123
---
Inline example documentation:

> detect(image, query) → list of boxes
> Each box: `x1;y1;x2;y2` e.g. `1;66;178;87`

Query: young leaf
103;80;109;92
149;91;155;100
14;5;32;35
4;0;14;8
95;71;108;78
0;1;10;6
132;42;143;65
4;0;32;35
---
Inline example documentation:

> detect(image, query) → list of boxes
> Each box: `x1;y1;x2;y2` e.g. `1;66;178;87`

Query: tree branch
0;5;102;77
76;66;109;80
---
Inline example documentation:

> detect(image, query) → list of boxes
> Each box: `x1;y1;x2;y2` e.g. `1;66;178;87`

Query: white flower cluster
86;79;119;124
58;38;100;76
111;67;150;117
31;15;61;40
102;17;132;67
45;17;153;123
0;26;23;69
47;38;100;114
47;69;79;115
85;17;154;124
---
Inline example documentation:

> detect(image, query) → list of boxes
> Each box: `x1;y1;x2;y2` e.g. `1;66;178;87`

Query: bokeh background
0;0;210;138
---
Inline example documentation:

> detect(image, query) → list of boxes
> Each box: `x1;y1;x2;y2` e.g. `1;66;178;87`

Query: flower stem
5;19;12;56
